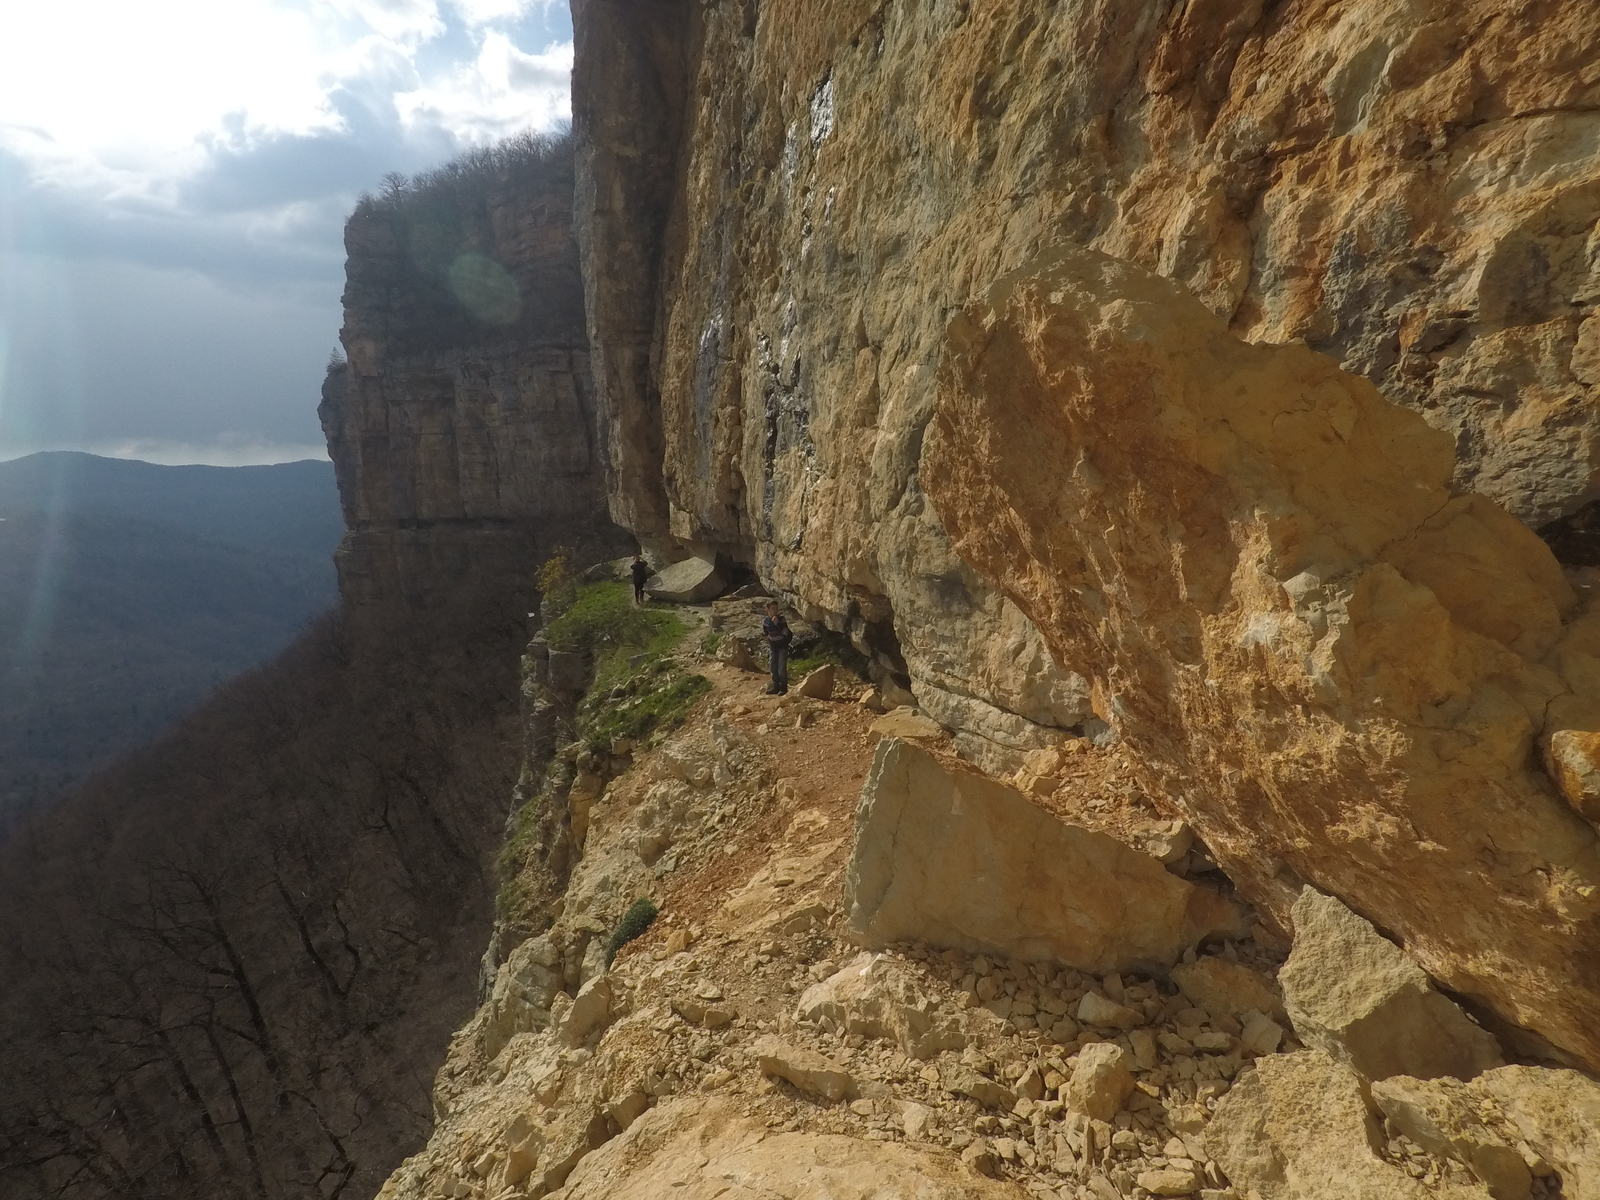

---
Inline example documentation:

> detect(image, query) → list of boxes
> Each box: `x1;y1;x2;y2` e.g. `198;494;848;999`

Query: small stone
1068;1043;1136;1120
951;1070;1018;1111
1017;1064;1046;1101
796;664;836;699
1130;1028;1158;1070
994;1137;1018;1161
1139;1166;1202;1195
1239;1011;1284;1057
1172;956;1285;1022
899;1101;933;1140
1077;991;1142;1031
1112;1129;1140;1152
752;1035;856;1102
555;975;613;1047
1049;1016;1081;1043
961;1140;1000;1178
1280;888;1502;1081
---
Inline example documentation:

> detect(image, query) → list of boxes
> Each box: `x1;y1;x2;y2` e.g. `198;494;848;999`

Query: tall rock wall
572;0;1598;763
569;1;1600;1066
322;137;630;617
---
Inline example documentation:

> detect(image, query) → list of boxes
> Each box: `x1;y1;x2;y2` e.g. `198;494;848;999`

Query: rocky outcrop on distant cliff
572;0;1598;765
925;242;1600;1070
322;136;630;615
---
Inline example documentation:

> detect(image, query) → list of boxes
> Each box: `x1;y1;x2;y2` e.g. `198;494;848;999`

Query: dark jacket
630;560;651;587
762;614;792;646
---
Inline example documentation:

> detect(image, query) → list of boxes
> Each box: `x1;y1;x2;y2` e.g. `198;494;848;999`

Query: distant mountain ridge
0;452;343;833
0;450;344;554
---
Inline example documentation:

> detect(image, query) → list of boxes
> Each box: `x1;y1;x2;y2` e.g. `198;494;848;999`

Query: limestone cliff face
321;138;630;616
568;1;1600;1067
572;0;1599;761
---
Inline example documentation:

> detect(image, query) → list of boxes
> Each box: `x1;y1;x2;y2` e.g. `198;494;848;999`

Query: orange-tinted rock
923;244;1600;1071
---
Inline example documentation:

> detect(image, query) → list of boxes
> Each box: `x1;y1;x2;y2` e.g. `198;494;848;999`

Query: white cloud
97;437;332;466
0;0;574;458
325;0;444;44
0;1;570;202
447;0;553;27
395;34;571;142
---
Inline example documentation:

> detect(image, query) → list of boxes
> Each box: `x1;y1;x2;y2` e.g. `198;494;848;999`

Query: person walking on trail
630;554;651;606
762;600;792;695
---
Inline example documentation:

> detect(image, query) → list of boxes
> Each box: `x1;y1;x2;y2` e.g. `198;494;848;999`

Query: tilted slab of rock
1281;888;1502;1082
558;1096;1025;1199
844;738;1243;976
1204;1050;1493;1200
644;556;725;604
925;243;1600;1070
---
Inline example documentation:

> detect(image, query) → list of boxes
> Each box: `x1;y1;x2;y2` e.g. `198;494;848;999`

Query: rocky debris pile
1203;888;1596;1200
846;739;1245;975
378;652;1598;1200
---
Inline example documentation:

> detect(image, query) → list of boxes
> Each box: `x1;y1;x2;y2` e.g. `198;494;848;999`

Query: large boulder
1204;1051;1493;1200
644;557;725;603
925;244;1600;1071
1280;888;1502;1082
844;738;1243;975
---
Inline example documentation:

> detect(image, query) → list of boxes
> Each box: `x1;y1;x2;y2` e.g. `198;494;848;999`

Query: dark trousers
768;643;789;692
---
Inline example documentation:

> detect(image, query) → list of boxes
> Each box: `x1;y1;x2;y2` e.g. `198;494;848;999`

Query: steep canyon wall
570;0;1600;1066
323;137;630;617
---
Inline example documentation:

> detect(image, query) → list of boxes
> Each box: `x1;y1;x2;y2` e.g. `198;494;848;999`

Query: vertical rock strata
571;0;1599;765
922;242;1600;1070
322;139;629;615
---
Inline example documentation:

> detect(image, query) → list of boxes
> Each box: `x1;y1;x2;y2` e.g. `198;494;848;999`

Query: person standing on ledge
630;554;651;606
762;600;792;695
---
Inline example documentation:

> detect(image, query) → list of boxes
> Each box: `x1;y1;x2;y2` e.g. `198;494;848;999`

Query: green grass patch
545;581;684;658
699;630;723;656
578;661;711;754
788;627;872;680
605;898;659;966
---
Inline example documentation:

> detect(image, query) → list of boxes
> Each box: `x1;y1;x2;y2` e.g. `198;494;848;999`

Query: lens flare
447;252;520;325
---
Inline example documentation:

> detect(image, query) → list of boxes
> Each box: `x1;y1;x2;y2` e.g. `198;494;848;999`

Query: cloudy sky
0;0;573;465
